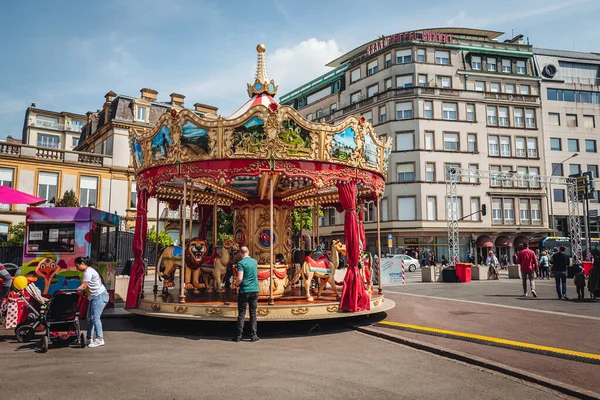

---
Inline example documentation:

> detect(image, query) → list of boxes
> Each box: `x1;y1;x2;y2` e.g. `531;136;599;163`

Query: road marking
383;290;600;321
379;320;600;363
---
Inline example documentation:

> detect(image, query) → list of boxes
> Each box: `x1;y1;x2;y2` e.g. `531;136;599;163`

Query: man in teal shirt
233;246;259;342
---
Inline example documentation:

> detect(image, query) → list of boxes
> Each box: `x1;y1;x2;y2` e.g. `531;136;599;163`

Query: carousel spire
247;44;278;98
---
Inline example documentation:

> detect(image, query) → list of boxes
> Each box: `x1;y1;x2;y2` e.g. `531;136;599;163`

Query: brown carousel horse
159;238;208;293
199;238;239;292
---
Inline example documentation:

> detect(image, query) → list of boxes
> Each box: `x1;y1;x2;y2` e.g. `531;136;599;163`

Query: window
0;223;8;243
585;139;596;153
531;200;541;224
520;199;530;224
0;168;14;210
471;56;481;70
37;172;58;202
566;114;577;127
503;199;515;224
466;104;475;121
417;49;426;62
502;59;511;73
379;106;387;124
517;167;528;188
26;223;75;253
435;51;450;65
396;102;413;120
425;131;434;150
395;132;414;151
136;106;147;121
471;197;481;221
584;115;595;128
469;164;479;183
498;107;509;126
350;68;361;83
367;60;378;76
350;91;361;104
502;166;514;188
525;109;535;128
569;164;581;175
492;199;502;223
307;114;314;121
72;137;79;147
520;85;530;95
398;197;416;221
397;163;415;182
445;164;461;181
444;133;459;151
37;134;60;149
423;101;433;119
367;84;379;97
490;82;500;93
437;76;451;89
587;165;599;179
487;106;497;125
468;134;477;152
380;198;388;221
330;103;337;113
396;75;413;88
363;111;373;124
529;167;540;188
548;113;560;126
500;136;511;156
552;163;563;176
396;49;412;64
515;137;526;157
364;202;375;223
527;138;538;158
568;138;579;152
550;138;561;151
505;84;515;94
426;163;435;181
490;166;501;187
442;103;457;120
418;74;427;87
427;197;437;220
487;57;497;71
385;78;392;90
475;81;485;91
79;176;98;207
446;197;463;219
307;87;333;104
554;189;566;203
514;108;524;127
36;115;59;128
516;60;526;74
385;53;392;68
488;136;499;156
130;181;137;209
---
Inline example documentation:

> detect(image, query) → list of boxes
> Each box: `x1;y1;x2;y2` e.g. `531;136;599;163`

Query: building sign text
366;31;455;56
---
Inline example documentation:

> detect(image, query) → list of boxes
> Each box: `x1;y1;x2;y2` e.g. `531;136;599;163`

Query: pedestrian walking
485;251;499;280
534;249;541;278
573;266;586;300
232;246;259;342
589;256;600;299
512;253;518;265
517;242;538;297
0;264;13;301
539;251;550;279
75;257;108;348
441;255;448;267
551;246;570;300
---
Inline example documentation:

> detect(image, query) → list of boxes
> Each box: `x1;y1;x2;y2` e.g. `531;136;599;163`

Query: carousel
125;44;395;321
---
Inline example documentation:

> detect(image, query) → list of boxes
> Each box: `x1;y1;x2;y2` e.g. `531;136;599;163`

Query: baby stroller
14;287;86;353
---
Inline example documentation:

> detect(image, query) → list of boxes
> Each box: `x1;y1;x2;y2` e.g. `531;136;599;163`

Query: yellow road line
378;320;600;361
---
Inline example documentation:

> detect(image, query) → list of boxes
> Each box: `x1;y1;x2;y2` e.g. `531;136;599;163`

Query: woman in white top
485;250;500;280
76;257;108;348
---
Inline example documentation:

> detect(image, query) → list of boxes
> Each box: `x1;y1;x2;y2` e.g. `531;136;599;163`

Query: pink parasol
0;186;46;206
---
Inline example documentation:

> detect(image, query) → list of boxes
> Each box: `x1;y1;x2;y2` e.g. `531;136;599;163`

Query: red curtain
358;210;366;251
125;189;149;309
197;205;212;240
336;181;370;312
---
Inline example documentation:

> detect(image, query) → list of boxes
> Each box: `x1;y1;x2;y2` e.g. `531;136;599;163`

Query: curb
356;326;600;400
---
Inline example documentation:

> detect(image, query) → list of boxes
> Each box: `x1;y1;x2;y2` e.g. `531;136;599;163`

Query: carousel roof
128;44;392;207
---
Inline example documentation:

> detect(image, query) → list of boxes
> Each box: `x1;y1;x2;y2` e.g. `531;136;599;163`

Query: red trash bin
455;262;473;283
583;261;593;277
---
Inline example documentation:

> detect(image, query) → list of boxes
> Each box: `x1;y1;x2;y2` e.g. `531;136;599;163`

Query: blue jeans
553;272;567;298
87;291;109;340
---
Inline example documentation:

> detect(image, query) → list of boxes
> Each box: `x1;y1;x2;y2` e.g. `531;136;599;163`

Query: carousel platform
129;287;395;321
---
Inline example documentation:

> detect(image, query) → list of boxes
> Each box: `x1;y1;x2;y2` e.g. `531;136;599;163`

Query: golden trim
174;306;188;314
326;306;339;313
257;308;270;316
151;303;161;311
206;307;223;315
373;300;380;306
291;307;309;316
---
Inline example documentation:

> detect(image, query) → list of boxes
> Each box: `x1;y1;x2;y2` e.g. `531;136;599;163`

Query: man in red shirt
517;242;538;297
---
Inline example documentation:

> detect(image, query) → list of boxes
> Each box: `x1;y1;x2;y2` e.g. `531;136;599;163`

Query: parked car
390;255;420;272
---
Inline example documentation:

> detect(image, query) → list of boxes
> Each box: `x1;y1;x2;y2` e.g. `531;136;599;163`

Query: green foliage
291;207;323;236
206;209;233;243
147;226;174;248
3;222;25;246
55;189;79;207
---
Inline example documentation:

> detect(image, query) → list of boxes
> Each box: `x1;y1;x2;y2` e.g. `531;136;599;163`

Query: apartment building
534;48;600;238
281;28;548;261
22;106;87;150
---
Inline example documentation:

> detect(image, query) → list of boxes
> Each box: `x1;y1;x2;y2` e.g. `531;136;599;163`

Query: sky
1;0;599;140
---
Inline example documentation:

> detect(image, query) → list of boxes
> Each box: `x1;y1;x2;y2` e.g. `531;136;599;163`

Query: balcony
31;121;85;132
0;142;112;167
160;208;199;221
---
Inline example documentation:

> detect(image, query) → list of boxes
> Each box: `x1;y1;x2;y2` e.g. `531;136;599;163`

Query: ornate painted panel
332;127;356;161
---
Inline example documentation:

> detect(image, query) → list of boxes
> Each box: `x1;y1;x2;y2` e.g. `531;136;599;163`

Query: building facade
281;28;549;262
21;106;87;151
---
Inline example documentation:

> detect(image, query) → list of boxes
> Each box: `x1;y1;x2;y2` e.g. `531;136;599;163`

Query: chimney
194;103;219;115
105;90;117;102
170;93;185;107
31;102;36;108
140;88;158;102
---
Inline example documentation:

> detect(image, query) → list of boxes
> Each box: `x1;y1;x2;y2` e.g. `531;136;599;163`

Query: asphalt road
0;316;571;400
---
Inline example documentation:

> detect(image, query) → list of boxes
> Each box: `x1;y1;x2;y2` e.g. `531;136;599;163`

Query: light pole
548;153;579;232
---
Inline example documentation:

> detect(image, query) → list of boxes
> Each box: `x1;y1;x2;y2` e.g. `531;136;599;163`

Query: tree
3;222;25;247
207;209;233;243
291;206;323;236
147;226;174;248
55;189;79;207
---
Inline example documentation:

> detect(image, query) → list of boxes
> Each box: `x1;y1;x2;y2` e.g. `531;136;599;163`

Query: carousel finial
247;44;278;98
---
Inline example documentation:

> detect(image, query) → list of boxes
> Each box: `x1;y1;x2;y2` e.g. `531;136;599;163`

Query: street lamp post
548;153;579;232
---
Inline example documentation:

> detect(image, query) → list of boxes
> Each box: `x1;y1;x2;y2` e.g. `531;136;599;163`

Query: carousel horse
360;252;374;293
290;239;346;301
159;238;207;293
199;238;239;292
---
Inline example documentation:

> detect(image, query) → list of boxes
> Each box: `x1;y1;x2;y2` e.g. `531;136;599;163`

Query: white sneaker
88;338;105;348
86;339;92;346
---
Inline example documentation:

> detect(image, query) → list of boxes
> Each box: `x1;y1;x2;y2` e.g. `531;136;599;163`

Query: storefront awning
495;235;512;247
513;235;530;248
476;235;494;247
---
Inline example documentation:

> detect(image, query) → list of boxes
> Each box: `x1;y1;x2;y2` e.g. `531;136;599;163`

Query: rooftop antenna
527;37;530;45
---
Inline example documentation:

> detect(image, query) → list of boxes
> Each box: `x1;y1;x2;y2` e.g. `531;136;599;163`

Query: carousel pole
188;182;194;240
269;172;275;305
213;191;218;246
376;197;383;294
299;206;304;250
153;200;160;294
179;180;187;303
315;197;320;248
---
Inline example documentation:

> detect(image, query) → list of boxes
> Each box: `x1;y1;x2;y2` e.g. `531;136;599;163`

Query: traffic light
481;204;487;216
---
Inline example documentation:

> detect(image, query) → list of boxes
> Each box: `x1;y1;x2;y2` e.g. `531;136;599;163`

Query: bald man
233;246;259;342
